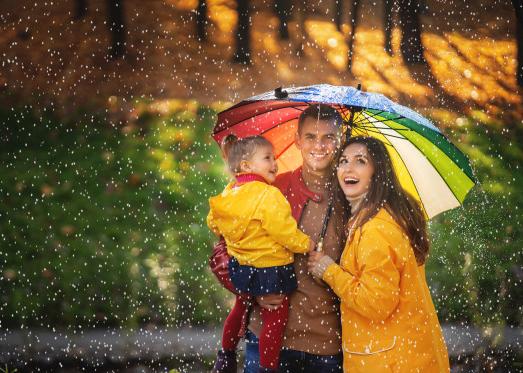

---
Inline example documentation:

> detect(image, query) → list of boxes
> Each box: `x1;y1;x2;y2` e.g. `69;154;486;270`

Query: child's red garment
222;296;250;350
209;173;308;371
259;296;289;369
222;295;289;370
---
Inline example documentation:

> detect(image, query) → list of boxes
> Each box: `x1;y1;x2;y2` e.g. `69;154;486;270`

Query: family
207;104;450;373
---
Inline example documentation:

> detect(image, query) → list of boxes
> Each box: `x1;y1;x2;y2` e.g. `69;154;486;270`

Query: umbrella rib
356;124;412;132
358;110;406;126
354;125;409;141
381;133;429;217
397;130;472;202
217;102;309;131
362;110;473;180
362;111;475;190
359;113;460;212
364;109;403;122
365;119;429;215
364;111;475;201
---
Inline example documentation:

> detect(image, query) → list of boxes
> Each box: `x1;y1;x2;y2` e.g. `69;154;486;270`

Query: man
242;104;346;373
210;103;346;373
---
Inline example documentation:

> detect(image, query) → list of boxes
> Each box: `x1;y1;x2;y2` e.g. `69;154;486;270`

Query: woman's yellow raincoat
322;208;450;372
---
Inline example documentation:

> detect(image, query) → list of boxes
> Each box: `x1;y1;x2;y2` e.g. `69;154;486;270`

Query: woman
308;136;450;373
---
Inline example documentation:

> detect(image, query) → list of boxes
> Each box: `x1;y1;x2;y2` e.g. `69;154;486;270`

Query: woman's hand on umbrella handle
308;251;325;271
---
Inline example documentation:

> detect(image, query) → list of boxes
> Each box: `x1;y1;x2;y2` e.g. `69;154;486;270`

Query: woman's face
337;143;375;200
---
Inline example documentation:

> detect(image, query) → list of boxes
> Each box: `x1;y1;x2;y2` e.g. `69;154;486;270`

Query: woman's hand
307;250;325;270
308;251;335;279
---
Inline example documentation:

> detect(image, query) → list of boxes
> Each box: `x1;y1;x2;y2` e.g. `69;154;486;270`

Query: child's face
241;145;278;183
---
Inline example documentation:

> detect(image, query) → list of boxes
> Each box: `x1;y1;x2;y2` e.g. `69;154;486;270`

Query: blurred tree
275;0;291;40
74;0;88;20
383;0;393;55
196;0;208;42
398;0;425;64
233;0;251;64
347;0;361;72
294;3;307;56
106;0;126;59
513;0;523;87
334;0;344;32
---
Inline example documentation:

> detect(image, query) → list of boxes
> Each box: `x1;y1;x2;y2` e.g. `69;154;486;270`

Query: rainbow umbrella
213;84;476;218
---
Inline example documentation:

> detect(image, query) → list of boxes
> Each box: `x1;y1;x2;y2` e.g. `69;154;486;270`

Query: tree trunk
294;2;307;56
334;0;344;32
106;0;126;59
74;0;88;19
513;0;523;87
398;0;425;64
383;0;393;55
196;0;208;42
347;0;361;72
275;0;291;40
233;0;251;64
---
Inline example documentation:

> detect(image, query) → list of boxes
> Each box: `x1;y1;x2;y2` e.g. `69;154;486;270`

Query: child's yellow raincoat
322;208;450;373
207;181;310;268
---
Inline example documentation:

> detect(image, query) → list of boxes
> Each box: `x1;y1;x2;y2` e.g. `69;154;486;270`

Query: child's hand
256;294;285;310
308;239;317;252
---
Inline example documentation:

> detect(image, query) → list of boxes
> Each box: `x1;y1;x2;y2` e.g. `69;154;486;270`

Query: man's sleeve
209;237;238;295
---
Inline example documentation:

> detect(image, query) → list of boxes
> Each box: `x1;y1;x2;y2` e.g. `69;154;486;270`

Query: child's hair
221;134;274;174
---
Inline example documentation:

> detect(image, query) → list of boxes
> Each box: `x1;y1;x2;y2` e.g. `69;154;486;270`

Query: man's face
295;118;340;173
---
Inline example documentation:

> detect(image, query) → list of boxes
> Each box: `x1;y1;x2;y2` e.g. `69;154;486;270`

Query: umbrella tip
357;83;362;91
275;87;288;99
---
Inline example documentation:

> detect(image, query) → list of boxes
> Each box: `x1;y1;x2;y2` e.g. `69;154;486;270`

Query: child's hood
209;182;266;242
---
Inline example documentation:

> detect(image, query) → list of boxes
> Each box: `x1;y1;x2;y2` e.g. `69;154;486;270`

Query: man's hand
307;250;325;271
256;294;285;310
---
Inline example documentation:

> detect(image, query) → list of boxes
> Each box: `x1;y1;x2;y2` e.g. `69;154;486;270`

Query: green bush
1;104;521;329
0;104;230;329
427;120;523;326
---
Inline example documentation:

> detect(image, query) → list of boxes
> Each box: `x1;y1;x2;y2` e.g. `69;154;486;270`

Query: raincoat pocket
343;336;397;355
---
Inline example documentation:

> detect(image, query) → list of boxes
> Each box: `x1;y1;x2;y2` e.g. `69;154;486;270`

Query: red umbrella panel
213;100;346;174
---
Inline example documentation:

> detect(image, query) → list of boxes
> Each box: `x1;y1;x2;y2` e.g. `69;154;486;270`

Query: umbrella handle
313;238;327;285
315;239;324;252
316;198;333;252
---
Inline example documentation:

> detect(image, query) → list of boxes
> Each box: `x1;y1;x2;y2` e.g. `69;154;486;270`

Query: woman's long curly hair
333;136;430;265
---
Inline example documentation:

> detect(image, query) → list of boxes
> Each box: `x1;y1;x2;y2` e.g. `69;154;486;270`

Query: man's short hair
297;104;344;133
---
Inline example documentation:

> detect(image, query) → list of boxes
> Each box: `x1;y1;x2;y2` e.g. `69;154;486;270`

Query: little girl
207;134;315;373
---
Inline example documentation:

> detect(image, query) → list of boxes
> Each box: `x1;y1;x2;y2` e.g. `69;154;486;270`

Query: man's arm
209;237;238;295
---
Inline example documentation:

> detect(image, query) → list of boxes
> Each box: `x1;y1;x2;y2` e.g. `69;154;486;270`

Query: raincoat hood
209;182;265;242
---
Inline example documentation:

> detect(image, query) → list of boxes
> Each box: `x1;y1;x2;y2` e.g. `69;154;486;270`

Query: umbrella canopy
213;84;476;218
